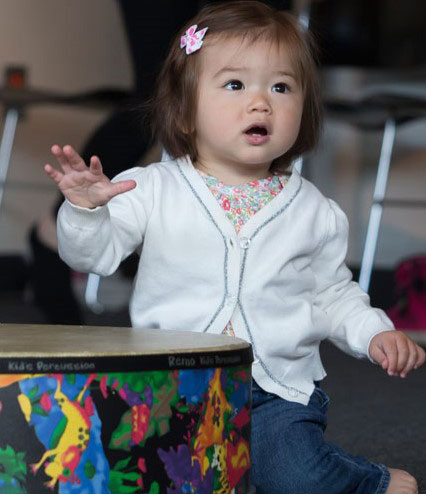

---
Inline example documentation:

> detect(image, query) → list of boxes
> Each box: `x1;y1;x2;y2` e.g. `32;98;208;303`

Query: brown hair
147;0;322;171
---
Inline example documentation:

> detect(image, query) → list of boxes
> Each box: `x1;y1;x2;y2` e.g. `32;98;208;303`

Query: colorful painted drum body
0;324;253;494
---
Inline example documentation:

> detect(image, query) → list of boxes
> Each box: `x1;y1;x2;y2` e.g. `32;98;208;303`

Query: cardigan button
288;388;299;398
239;237;251;249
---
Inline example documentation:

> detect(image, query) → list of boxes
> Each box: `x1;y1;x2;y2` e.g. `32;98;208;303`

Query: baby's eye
272;82;289;93
224;80;244;91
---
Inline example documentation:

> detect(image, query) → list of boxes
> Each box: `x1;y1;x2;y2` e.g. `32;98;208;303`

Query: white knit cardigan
57;156;394;405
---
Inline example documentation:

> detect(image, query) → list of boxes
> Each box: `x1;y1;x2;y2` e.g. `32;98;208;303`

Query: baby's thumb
109;180;137;199
369;343;388;370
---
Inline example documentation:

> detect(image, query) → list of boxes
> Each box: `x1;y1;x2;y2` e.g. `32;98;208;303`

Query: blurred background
0;0;132;253
0;0;425;324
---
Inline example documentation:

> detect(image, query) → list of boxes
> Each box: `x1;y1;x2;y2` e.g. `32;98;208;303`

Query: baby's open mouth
244;124;269;136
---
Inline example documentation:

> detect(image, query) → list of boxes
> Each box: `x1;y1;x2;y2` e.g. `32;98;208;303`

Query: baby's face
194;35;303;181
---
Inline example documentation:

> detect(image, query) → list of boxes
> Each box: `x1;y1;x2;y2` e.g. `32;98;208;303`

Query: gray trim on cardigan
237;178;308;396
177;163;229;332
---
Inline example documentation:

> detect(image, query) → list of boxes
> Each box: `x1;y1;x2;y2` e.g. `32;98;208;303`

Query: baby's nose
248;94;271;113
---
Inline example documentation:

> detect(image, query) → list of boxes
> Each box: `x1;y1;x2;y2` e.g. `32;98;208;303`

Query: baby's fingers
44;163;64;184
107;180;137;200
414;344;426;370
382;338;398;376
61;145;88;171
51;144;73;173
370;343;388;370
89;155;104;175
399;338;419;378
395;335;410;374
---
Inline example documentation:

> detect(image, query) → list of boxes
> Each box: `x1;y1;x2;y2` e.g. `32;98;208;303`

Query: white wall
0;0;132;255
0;0;132;91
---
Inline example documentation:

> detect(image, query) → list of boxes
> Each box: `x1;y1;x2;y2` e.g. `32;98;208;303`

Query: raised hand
44;144;136;209
369;330;426;378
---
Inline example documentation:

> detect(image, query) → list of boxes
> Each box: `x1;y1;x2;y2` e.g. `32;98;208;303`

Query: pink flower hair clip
180;24;208;55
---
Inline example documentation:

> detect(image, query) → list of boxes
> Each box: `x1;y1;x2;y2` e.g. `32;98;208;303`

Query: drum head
0;324;253;372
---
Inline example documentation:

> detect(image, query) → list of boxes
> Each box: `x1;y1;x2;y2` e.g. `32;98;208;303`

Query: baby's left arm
369;331;425;378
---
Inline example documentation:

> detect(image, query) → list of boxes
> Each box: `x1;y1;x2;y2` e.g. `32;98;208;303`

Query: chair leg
0;107;19;212
85;273;104;314
292;0;312;30
359;118;396;293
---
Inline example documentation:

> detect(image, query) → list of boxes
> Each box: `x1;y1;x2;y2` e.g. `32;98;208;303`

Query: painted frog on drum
0;365;251;493
29;374;95;487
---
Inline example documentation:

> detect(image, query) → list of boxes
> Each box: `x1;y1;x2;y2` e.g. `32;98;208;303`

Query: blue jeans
250;380;390;494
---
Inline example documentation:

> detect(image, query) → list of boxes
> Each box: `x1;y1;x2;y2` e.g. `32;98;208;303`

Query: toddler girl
45;2;424;493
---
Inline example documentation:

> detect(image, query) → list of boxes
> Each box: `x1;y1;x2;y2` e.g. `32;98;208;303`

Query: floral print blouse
199;170;289;335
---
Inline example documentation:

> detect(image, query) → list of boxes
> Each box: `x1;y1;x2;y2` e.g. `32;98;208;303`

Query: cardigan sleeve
57;166;152;277
311;199;394;360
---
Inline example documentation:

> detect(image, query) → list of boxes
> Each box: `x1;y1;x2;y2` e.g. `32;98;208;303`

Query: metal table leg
358;118;396;292
85;272;104;314
0;107;19;211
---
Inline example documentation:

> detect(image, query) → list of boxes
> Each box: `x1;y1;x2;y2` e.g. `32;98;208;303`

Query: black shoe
28;226;83;325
